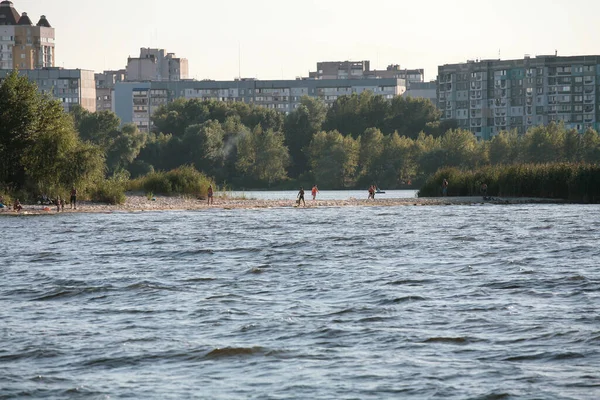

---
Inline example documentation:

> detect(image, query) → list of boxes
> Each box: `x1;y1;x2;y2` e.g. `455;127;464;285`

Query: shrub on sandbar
129;166;213;197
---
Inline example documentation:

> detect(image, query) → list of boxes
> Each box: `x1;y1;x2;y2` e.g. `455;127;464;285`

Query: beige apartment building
126;48;189;82
0;1;55;69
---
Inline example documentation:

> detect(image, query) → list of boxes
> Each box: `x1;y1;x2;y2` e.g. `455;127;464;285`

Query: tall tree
308;130;360;189
283;96;327;178
236;125;290;186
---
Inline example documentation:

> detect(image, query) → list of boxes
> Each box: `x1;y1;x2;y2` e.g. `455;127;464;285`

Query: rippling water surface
1;203;599;399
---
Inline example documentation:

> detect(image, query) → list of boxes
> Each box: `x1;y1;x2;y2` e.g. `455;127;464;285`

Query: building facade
0;68;96;112
95;69;125;112
126;48;189;82
309;60;424;86
403;81;437;106
114;77;406;132
438;55;600;139
0;1;54;69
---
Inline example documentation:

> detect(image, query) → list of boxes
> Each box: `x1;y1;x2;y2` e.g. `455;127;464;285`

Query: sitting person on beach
13;199;22;212
0;196;5;208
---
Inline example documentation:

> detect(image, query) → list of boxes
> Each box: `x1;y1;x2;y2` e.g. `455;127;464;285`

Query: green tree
283;96;327;178
236;125;290;186
358;127;385;185
106;124;148;174
489;130;520;165
0;70;105;195
308;130;360;188
71;105;121;149
385;96;441;139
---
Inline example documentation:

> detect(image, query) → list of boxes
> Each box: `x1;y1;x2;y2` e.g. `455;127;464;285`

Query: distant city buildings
95;69;125;112
438;55;600;139
0;0;55;69
0;67;96;112
114;78;406;132
126;48;189;82
309;60;424;86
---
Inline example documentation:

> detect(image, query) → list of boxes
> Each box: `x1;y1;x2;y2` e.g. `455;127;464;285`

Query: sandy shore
0;194;566;216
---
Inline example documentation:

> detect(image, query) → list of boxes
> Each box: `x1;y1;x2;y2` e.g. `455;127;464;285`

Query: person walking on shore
297;187;306;207
368;185;375;200
56;196;61;212
480;182;488;200
70;186;77;210
207;185;214;205
311;185;319;200
442;179;449;197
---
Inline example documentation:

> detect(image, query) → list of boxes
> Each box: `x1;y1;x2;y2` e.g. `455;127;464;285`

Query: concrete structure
126;48;188;82
438;55;600;139
403;81;437;105
0;1;54;69
309;60;424;86
95;69;125;112
0;67;96;112
114;77;406;132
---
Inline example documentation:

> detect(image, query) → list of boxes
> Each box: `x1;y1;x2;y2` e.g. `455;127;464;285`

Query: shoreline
0;194;568;216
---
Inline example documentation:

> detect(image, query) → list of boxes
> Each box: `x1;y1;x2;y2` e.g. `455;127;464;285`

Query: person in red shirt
311;185;319;200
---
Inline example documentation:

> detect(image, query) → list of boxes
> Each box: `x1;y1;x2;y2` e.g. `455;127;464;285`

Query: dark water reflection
1;204;599;399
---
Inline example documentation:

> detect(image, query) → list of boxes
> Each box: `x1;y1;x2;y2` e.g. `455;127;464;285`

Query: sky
12;0;600;81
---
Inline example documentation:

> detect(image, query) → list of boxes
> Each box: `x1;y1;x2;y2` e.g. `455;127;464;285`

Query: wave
423;337;470;344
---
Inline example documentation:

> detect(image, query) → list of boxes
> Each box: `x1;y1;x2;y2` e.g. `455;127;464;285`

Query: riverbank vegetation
419;164;600;202
2;69;600;204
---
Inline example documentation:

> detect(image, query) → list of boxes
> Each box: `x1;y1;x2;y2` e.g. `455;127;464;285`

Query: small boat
376;189;386;194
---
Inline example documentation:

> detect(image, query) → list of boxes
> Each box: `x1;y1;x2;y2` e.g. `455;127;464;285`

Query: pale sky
12;0;600;81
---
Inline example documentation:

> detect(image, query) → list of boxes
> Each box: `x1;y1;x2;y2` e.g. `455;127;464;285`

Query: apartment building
0;1;55;69
438;55;600;139
95;69;126;112
309;60;424;86
403;81;437;106
126;48;189;82
0;67;96;112
114;77;406;132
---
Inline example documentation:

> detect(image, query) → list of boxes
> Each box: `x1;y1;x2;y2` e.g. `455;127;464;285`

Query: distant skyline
11;0;600;81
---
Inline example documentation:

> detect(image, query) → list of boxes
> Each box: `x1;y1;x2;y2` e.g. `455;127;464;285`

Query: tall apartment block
309;60;424;86
0;1;54;70
438;55;600;139
95;69;125;112
126;48;189;82
0;68;96;112
114;78;406;132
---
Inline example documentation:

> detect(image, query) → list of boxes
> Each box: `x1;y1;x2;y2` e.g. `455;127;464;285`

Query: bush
128;165;213;197
90;173;128;204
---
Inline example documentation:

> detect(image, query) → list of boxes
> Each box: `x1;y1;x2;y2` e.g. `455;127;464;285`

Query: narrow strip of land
0;195;567;215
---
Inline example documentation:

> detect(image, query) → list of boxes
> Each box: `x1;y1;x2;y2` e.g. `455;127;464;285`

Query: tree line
2;69;600;203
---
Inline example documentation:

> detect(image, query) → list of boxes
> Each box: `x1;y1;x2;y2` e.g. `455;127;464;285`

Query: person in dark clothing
70;187;77;210
297;187;306;207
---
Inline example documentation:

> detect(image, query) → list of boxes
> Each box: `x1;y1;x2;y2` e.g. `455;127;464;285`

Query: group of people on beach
1;187;78;213
296;185;320;207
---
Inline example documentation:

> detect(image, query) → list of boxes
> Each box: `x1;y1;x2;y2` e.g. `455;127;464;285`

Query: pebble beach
0;193;566;215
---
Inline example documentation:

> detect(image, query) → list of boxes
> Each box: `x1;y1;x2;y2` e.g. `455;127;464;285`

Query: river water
1;202;599;399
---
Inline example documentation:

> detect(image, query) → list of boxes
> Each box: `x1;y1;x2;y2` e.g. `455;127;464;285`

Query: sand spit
0;194;567;216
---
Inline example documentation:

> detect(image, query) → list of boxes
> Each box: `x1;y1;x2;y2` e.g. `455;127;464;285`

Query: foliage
0;71;105;198
418;163;600;203
90;172;128;204
307;130;360;188
129;166;213;197
236;125;290;186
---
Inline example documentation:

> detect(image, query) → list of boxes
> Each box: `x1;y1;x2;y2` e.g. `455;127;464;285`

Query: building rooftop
0;0;20;25
17;11;31;25
36;14;50;27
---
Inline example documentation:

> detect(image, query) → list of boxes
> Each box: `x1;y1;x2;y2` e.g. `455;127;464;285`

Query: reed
419;163;600;203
